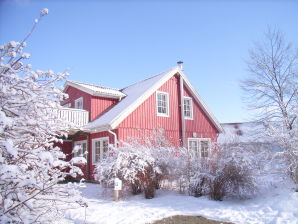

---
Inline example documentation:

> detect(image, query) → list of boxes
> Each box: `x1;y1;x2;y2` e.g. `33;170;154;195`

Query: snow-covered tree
95;143;161;198
0;9;86;223
242;28;298;183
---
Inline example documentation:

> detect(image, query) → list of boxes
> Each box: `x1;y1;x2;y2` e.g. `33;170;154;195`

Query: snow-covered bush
264;121;298;184
188;141;262;200
210;160;256;200
151;146;185;189
209;142;263;200
189;172;213;197
95;143;161;199
0;9;85;223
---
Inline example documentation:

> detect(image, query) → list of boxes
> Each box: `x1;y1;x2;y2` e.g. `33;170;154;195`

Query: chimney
177;61;183;70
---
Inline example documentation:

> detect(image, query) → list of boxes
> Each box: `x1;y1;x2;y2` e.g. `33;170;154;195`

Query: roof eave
108;67;180;129
82;124;111;133
64;81;126;99
93;92;126;99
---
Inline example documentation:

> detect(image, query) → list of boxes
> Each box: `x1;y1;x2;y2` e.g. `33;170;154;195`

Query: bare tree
242;28;298;183
242;28;298;130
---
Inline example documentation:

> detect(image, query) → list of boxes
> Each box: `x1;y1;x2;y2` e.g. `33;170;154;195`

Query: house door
92;137;109;163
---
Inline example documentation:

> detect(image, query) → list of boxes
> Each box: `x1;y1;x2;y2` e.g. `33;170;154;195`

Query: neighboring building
59;64;223;180
218;121;276;144
218;122;265;144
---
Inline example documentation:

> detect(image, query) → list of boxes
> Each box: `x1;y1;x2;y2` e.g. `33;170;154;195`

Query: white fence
58;108;89;127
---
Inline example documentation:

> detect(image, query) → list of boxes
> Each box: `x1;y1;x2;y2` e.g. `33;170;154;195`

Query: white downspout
108;129;118;147
180;73;186;148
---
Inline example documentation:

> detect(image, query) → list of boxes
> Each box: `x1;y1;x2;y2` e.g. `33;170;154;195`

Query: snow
84;67;176;130
21;53;30;59
65;80;126;98
218;122;269;144
40;8;49;16
62;182;298;224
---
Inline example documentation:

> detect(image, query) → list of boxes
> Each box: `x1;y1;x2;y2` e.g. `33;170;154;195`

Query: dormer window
156;91;169;117
75;97;83;109
184;97;193;119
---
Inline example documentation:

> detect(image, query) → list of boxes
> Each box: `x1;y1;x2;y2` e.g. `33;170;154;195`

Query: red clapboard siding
90;96;117;121
63;86;92;112
184;87;218;141
118;74;218;146
118;75;182;146
55;141;72;161
63;86;118;122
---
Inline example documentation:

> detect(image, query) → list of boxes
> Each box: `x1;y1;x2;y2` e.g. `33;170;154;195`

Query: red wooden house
59;64;223;180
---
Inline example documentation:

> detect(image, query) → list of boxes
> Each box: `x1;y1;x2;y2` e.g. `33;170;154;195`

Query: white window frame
75;97;83;109
188;138;211;158
156;91;170;117
183;96;193;120
92;137;109;163
73;140;88;158
63;103;71;108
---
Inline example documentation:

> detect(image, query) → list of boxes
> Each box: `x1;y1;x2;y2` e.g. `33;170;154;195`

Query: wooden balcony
58;108;89;127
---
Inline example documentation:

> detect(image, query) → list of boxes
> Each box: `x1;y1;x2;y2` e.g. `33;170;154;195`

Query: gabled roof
83;66;223;133
64;80;126;99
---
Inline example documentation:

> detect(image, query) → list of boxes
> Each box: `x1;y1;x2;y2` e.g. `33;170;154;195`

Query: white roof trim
81;66;223;133
86;124;111;133
179;70;224;133
109;67;179;129
64;80;126;99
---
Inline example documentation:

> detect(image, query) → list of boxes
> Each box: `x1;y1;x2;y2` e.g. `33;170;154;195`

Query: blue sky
1;0;297;123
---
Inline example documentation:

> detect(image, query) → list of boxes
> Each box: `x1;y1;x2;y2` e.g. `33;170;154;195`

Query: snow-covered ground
61;182;298;224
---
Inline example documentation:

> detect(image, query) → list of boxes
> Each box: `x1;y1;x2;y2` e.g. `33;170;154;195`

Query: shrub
189;173;212;197
142;166;156;199
94;143;160;199
209;161;257;201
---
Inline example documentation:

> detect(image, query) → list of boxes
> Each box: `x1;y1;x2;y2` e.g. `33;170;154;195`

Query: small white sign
114;178;122;190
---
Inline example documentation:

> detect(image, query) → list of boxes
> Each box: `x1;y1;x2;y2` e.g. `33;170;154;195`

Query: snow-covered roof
83;66;223;133
218;122;268;144
64;80;126;99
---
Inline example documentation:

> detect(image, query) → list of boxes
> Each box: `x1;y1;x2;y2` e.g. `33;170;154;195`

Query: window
188;138;211;158
200;141;209;157
92;137;109;163
189;139;199;157
63;103;71;108
73;140;87;158
184;97;193;119
75;97;83;109
156;91;169;117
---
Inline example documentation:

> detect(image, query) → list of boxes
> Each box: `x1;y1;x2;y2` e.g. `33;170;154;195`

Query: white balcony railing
58;107;89;127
